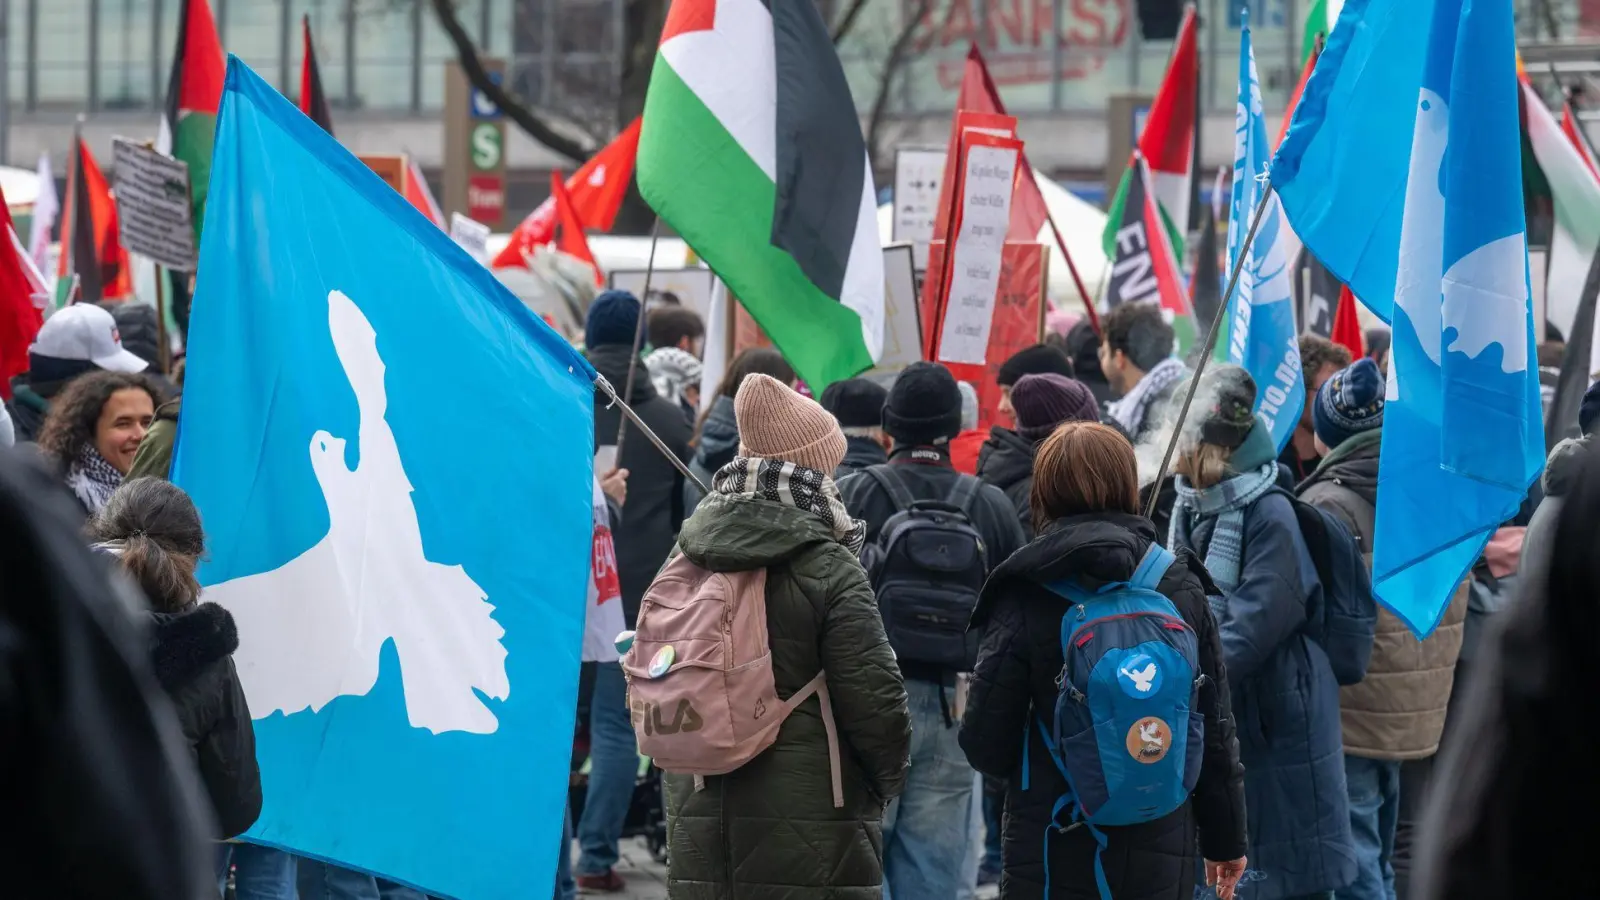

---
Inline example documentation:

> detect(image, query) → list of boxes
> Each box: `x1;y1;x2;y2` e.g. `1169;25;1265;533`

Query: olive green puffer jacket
663;490;911;900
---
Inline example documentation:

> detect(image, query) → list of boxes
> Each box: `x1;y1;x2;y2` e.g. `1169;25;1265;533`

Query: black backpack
1275;487;1378;685
857;466;988;671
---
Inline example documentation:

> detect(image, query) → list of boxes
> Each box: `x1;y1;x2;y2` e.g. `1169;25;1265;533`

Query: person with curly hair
36;369;164;517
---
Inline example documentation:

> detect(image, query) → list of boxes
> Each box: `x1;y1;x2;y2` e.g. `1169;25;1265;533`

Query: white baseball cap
30;304;149;373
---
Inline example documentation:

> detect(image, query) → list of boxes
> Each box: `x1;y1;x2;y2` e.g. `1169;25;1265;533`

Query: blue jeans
1337;756;1401;900
215;843;296;900
577;661;640;875
882;679;977;900
555;804;576;900
296;859;430;899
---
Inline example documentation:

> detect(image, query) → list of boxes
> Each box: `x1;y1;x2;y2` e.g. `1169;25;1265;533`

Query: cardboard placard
449;213;491;262
110;137;197;271
359;154;408;194
931;131;1023;368
892;147;946;272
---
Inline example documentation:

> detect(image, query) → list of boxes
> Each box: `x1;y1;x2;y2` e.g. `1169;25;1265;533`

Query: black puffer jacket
976;426;1037;539
588;344;693;626
960;513;1248;900
148;603;262;838
834;435;888;480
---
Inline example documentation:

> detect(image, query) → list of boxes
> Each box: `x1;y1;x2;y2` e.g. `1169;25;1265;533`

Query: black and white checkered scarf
712;456;866;554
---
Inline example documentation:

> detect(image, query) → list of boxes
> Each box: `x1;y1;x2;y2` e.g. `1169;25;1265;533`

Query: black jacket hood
148;603;239;693
975;427;1035;492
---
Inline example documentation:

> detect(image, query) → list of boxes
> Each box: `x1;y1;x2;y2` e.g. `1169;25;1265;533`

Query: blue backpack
1025;544;1204;899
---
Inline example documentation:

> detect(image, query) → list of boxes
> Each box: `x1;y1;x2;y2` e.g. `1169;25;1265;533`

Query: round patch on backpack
1116;652;1162;698
1126;716;1171;764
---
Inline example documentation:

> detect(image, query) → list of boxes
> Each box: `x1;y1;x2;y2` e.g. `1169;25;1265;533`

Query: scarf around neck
67;445;124;515
1106;357;1188;436
712;456;867;554
1168;461;1278;592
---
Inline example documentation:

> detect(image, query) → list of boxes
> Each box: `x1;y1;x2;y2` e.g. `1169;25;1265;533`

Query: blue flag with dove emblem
1273;0;1542;635
174;58;596;899
1222;14;1304;455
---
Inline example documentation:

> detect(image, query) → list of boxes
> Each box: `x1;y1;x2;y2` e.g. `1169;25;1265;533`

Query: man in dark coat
838;361;1027;900
977;372;1100;539
962;512;1248;899
820;377;888;479
584;289;693;628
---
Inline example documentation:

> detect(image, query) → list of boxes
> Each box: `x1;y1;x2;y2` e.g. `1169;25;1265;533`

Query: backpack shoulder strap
946;474;981;517
1128;544;1176;591
865;465;917;513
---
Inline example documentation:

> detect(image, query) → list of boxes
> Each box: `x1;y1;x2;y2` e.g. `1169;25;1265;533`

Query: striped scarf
712;456;866;554
1168;462;1278;592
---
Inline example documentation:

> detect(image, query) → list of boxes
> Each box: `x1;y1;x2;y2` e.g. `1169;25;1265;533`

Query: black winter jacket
148;603;262;838
960;513;1248;900
588;344;693;626
976;427;1036;539
834;435;888;481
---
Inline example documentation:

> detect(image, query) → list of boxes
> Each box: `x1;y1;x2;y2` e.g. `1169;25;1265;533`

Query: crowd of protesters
1;287;1585;900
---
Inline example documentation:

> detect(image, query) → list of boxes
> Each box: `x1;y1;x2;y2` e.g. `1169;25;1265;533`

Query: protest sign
449;212;491;262
608;266;717;320
933;132;1022;371
893;147;945;272
927;241;1048;430
872;243;922;375
921;111;1018;347
110;138;197;272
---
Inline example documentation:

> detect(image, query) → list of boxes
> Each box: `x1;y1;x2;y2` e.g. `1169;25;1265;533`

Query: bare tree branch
831;0;872;44
865;0;931;173
429;0;594;163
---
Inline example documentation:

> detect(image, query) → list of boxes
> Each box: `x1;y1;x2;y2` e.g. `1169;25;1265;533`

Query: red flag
1276;39;1320;150
404;159;445;229
0;185;42;396
955;45;1049;240
1561;100;1600;182
299;15;333;134
494;119;641;269
1331;284;1364;359
551;170;603;286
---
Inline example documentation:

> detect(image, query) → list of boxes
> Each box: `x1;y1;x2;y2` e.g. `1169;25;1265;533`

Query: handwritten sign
936;141;1019;366
449;212;491;263
110;138;197;272
892;147;946;272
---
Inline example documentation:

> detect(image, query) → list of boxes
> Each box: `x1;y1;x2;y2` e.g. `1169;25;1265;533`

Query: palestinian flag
1301;0;1344;64
300;15;333;134
159;0;225;241
1103;5;1197;260
637;0;884;391
55;137;131;307
1521;75;1600;344
1104;153;1193;352
1562;98;1600;181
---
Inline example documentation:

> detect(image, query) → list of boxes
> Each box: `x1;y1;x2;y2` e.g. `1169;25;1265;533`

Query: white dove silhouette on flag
1120;663;1158;693
206;290;511;735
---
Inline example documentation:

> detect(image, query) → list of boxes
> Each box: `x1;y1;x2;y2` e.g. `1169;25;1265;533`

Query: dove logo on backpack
1027;544;1206;899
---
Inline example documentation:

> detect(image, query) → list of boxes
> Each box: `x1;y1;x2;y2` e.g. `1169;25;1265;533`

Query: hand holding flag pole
1143;182;1277;518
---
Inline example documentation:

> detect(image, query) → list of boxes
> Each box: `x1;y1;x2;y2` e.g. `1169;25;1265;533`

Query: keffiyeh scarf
67;445;124;516
646;347;703;408
1168;462;1278;592
712;456;867;554
1106;357;1188;436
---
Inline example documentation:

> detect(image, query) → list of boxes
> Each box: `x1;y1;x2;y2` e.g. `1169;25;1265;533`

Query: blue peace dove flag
1273;0;1542;635
174;58;596;899
1222;13;1304;455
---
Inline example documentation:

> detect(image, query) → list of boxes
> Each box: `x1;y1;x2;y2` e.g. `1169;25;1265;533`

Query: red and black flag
300;15;333;134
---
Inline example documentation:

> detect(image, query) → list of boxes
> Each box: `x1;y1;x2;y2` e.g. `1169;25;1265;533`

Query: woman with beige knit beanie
661;372;912;899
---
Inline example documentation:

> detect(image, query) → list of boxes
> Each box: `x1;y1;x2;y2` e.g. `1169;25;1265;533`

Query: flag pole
1043;211;1101;336
596;373;708;495
614;215;663;456
1143;183;1275;518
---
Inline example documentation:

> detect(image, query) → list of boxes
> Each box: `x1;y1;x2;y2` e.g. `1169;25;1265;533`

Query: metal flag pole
1143;183;1276;519
596;373;708;495
613;216;663;458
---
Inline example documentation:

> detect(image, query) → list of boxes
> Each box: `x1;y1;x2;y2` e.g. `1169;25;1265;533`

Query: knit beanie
1313;358;1385;450
735;373;847;474
1198;365;1257;450
585;290;641;348
997;343;1075;387
1012;373;1101;442
820;378;888;429
1580;380;1600;436
883;362;963;445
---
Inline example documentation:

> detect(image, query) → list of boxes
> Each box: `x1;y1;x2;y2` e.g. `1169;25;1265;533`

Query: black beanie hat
883;362;963;445
1199;365;1257;450
997;343;1075;387
820;378;888;429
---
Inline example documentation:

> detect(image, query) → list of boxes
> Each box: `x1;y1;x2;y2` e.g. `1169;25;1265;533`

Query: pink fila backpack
622;556;843;807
